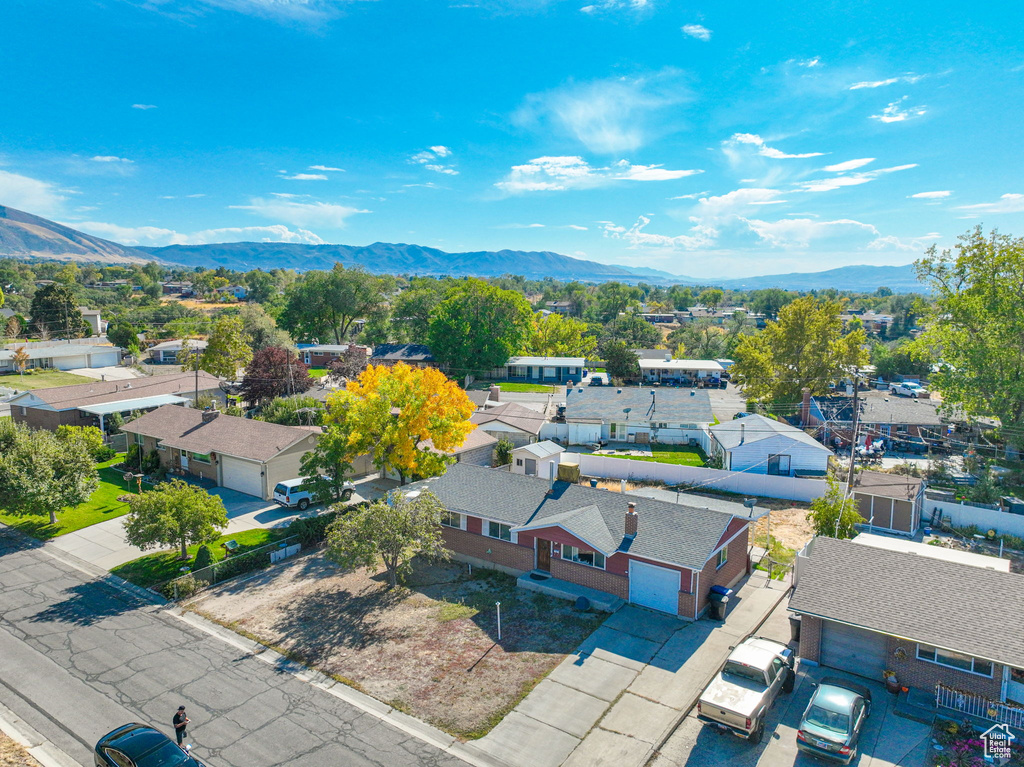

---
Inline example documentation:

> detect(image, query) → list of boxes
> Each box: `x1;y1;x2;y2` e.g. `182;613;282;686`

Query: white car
273;477;355;510
889;381;926;398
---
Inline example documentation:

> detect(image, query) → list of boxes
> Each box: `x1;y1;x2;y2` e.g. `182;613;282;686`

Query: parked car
889;381;927;398
697;636;795;744
273;476;355;510
95;723;205;767
796;678;872;764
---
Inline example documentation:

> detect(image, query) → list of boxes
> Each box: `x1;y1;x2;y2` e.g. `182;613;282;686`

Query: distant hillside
0;205;151;264
711;263;925;293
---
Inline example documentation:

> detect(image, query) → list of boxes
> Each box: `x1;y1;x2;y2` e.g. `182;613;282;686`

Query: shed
709;414;831;476
511;440;565;477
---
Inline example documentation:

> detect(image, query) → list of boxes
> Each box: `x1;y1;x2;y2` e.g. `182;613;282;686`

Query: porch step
893;689;936;725
516;570;624;613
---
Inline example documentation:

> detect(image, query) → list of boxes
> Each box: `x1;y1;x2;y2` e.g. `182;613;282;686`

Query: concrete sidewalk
465;571;790;767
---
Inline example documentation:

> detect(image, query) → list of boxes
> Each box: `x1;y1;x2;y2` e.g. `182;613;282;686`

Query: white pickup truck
889;381;927;398
696;636;795;744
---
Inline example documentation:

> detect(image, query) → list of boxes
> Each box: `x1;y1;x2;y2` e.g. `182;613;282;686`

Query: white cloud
580;0;650;13
957;193;1024;214
498;223;546;229
567;224;588;230
725;133;824;159
186;193;206;198
601;215;717;250
73;221;326;247
131;103;158;110
797;57;821;68
281;172;328;180
495;156;701;193
795;163;917;193
910;190;951;199
870;96;927;123
681;24;711;41
0;170;66;217
188;0;351;23
694;187;786;217
230;197;368;228
867;233;941;251
91;155;133;164
309;165;344;172
514;69;691;154
410;147;458;175
823;158;875;172
742;217;877;248
849;78;898;90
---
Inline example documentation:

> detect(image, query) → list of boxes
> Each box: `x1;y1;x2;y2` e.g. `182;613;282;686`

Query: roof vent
124;382;131;389
617;388;622;394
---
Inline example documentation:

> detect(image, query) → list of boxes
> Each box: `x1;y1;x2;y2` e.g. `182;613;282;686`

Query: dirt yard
752;505;814;550
189;554;604;739
0;733;39;767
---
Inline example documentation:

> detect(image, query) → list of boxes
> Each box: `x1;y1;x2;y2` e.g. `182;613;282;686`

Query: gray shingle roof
403;463;738;570
370;344;434;362
564;386;713;424
9;371;222;409
789;537;1024;668
514;440;564;459
852;469;923;500
813;392;945;427
711;414;831;452
518;505;619;555
471;402;545;436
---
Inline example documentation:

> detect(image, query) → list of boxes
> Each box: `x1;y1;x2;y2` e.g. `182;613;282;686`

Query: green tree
279;265;395;344
299;420;355;504
732;296;868;404
914;228;1024;447
107;321;140;354
123;479;228;559
258;395;324;426
326;490;450;588
390;279;449;342
0;420;99;525
603;340;641;382
600;313;661;350
527;313;598;358
428;279;534;380
244;269;279;304
593;282;642;322
697;288;724;311
808;476;864;539
237;303;293;352
30;283;86;339
55;425;106;460
494;438;514;467
668;319;727;359
200;316;253;379
668;285;694;312
749;288;794;319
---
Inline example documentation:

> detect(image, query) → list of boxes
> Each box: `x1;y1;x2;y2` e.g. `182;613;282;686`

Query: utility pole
845;373;860;493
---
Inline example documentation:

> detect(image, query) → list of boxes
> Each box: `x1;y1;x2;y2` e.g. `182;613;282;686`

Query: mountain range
0;204;926;292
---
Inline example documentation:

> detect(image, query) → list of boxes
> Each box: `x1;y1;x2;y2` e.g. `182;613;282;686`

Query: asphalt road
0;528;467;767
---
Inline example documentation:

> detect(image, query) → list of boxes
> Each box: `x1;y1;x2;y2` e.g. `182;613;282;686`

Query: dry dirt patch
0;732;39;767
189;554;603;739
753;505;814;551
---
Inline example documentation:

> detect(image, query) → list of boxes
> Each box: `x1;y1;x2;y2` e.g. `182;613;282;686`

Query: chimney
202;409;220;424
740;422;745;445
801;386;811;427
625;501;638;537
489;384;501;402
547;460;556;493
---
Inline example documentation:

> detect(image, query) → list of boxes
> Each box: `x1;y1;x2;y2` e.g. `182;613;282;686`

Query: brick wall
885;636;1004;698
14;406;69;431
693;529;750;618
441;526;534;575
800;615;822;663
549;558;628;599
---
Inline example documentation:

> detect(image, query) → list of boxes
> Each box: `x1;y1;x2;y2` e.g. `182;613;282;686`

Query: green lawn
306;367;330;378
473;381;558;393
0;455;152;540
609;445;708;467
0;370;94;390
111;528;291;589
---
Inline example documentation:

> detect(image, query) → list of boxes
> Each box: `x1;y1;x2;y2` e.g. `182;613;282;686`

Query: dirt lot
189;554;604;739
752;505;814;550
0;733;38;767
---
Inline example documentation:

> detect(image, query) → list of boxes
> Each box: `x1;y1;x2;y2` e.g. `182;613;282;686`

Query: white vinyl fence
577;454;828;502
935;684;1024;729
927;498;1024;538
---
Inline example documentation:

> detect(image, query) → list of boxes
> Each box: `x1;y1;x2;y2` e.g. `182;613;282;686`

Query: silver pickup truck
696;636;795;744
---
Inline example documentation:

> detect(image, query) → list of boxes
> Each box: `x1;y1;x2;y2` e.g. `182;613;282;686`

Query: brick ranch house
403;463;751;619
121;404;320;500
791;537;1024;712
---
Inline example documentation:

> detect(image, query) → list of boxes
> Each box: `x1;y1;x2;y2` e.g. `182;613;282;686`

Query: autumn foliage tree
240;346;313;405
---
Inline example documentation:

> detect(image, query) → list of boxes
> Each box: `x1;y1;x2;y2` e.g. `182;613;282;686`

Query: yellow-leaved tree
311;362;476;486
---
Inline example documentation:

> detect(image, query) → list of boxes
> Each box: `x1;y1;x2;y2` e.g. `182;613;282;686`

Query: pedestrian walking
173;705;189;746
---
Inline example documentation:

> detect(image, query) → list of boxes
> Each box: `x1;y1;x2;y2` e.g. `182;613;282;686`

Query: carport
79;394;192;433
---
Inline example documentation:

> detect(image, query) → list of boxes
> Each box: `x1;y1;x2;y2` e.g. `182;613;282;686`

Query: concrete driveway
63;365;141;381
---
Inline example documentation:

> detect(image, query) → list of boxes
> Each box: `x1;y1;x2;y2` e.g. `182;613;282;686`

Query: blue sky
3;0;1024;278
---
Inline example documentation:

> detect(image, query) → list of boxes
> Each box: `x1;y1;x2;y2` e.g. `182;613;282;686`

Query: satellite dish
743;497;757;509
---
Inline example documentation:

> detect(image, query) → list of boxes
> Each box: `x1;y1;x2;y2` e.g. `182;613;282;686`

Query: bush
161;574;200;600
125;444;142;471
287;502;369;546
94;445;117;463
192;544;214;572
142;449;161;474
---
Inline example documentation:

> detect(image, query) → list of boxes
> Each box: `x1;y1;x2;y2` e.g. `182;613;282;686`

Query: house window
896;424;909;434
610;423;617;438
657;423;668;429
190;452;212;464
80;410;90;419
134;433;144;446
516;459;523;466
562;545;606;569
440;510;463;529
20;407;26;416
716;547;728;569
486;521;512;541
917;644;993;677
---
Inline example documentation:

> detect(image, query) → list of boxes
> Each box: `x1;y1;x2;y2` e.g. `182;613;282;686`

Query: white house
510;440;564;477
563;386;713;446
0;342;122;372
639;359;724;384
148;339;209;364
708;414;832;476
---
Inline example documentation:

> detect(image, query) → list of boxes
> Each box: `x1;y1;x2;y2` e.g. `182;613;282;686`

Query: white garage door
629;560;680;615
89;350;121;367
820;621;887;679
220;456;264;499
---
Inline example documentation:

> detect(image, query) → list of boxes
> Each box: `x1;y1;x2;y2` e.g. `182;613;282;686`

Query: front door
525;458;537;476
1007;669;1024;704
767;454;791;476
536;539;551;572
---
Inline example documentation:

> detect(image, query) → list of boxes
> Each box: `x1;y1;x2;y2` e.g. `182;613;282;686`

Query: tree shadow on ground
28;582;142;627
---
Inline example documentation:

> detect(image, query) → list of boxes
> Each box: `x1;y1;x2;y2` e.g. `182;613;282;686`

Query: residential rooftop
9;371;221;409
564;386;714;424
471;401;545;436
710;413;831;452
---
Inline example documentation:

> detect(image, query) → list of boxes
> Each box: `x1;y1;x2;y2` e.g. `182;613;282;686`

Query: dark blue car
796;679;872;763
95;723;205;767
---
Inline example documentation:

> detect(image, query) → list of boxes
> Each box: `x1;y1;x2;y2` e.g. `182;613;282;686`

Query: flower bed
931;718;1024;767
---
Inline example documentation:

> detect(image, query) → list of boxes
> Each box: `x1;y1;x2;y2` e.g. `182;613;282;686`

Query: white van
273;477;355;510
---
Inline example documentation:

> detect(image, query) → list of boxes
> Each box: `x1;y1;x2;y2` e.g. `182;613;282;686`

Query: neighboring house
78;308;104;335
121;404;320;500
216;285;248;300
640;313;676;324
709;414;832;476
503;356;585;384
369;343;437;368
791;536;1024;713
640;359;725;385
420;428;498;469
471;402;544;447
807;391;949;452
466;384;502;409
0;342;123;373
161;281;194;296
511;440;564;477
563;385;713;446
148;339;209;364
850;469;925;536
8;371;223;432
403;463;750;619
840;311;893;334
633;349;672;362
300;344;370;368
545;300;576;316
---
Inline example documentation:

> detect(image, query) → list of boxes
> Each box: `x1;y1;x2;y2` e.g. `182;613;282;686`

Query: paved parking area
707;386;749;423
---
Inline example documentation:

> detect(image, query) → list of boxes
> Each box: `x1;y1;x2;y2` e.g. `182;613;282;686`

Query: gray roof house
470;402;545;447
563;385;713;446
503;356;586;384
791;537;1024;712
148;339;209;364
709;414;831;476
403;463;751;618
0;342;122;373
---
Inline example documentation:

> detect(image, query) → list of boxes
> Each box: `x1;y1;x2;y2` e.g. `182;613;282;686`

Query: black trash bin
789;614;802;642
708;592;729;621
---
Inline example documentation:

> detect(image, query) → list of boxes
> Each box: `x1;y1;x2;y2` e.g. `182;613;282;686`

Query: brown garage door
820;621;888;680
